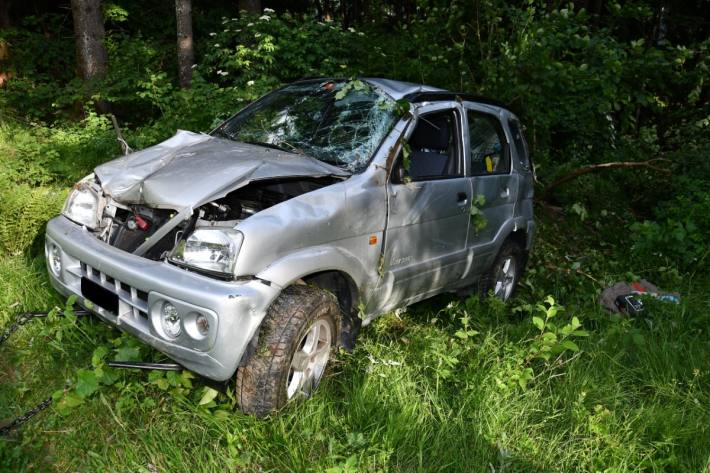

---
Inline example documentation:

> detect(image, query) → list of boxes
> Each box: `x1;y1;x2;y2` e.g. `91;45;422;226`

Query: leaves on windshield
334;79;367;100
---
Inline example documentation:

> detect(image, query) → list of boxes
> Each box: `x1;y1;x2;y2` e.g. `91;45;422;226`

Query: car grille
80;262;149;318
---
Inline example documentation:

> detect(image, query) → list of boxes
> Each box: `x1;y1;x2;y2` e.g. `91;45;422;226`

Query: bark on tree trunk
0;0;11;28
71;0;108;81
238;0;261;15
70;0;109;112
175;0;194;89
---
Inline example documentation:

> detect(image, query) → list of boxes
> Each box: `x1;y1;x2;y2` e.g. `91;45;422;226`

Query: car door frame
460;102;520;281
378;100;473;311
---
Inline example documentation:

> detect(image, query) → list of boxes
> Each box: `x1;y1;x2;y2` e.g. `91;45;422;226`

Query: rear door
463;106;518;277
383;103;472;306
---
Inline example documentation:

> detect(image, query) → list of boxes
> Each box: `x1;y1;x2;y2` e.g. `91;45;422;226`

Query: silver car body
45;78;534;381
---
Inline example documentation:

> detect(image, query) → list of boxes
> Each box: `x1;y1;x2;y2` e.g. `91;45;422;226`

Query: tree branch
543;158;671;199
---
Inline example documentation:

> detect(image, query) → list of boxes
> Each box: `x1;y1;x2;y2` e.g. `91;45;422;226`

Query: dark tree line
0;0;707;112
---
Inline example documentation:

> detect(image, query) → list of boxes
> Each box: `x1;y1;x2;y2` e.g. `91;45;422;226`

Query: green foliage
200;12;366;90
631;190;710;273
469;194;487;234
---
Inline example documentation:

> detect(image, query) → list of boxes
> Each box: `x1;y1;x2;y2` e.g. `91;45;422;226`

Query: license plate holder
81;277;119;315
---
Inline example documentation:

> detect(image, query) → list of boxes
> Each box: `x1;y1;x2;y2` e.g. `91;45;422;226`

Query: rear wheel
236;285;341;416
480;240;526;301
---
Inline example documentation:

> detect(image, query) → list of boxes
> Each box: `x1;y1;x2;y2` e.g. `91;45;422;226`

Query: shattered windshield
213;80;398;173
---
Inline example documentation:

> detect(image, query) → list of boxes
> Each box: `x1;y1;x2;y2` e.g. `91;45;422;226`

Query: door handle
457;192;468;205
500;187;510;199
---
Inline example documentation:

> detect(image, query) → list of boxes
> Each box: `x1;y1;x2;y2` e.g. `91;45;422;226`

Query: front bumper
45;216;280;381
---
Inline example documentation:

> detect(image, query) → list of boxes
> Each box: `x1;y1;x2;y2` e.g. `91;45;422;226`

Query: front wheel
235;285;341;416
479;240;526;301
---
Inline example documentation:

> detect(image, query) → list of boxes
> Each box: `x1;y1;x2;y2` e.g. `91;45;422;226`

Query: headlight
62;174;101;230
169;228;243;277
160;302;182;339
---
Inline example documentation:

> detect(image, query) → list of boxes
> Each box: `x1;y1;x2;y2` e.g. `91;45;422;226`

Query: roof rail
403;91;509;110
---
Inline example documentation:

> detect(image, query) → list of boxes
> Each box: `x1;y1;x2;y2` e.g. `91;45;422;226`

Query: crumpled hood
94;130;349;209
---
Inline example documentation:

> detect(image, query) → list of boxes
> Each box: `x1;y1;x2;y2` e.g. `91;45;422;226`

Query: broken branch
543;158;671;199
109;114;133;156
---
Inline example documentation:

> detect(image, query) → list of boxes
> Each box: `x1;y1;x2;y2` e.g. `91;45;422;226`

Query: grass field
0;120;708;472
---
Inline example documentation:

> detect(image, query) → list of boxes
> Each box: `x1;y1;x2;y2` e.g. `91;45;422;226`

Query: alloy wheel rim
493;256;516;300
286;318;332;399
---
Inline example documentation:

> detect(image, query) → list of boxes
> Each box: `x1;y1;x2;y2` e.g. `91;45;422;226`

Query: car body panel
95;130;348;209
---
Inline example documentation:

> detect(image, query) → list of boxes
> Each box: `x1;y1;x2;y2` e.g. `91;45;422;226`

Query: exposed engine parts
94;177;337;261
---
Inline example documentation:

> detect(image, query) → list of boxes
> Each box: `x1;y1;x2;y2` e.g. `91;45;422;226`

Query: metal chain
0;311;51;346
0;396;53;436
0;307;87;436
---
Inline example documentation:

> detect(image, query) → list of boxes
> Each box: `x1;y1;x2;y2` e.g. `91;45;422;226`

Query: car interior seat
408;114;457;179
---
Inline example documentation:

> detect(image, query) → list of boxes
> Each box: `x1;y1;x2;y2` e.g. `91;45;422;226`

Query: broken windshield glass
213;80;398;173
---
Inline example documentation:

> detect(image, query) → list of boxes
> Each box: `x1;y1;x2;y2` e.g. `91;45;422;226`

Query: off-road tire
479;239;527;301
235;285;341;416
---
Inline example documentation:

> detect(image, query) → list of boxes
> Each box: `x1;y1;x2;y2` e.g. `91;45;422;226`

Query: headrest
410;115;450;151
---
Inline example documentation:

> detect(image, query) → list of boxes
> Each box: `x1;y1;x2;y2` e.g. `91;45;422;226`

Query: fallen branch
109;114;133;156
543;158;671;199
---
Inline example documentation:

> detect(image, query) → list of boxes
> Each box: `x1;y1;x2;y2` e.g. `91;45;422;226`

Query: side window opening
467;111;510;176
394;109;462;182
508;118;530;171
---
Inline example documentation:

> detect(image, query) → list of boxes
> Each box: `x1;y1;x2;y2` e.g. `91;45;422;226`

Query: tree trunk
175;0;194;89
0;0;11;28
70;0;109;112
238;0;261;15
71;0;108;81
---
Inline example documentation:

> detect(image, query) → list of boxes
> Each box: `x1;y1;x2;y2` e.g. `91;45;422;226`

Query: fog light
161;302;182;339
195;314;210;336
48;244;62;277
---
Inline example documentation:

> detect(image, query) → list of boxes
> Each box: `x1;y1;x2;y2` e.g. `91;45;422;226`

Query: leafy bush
631;191;710;273
199;11;367;89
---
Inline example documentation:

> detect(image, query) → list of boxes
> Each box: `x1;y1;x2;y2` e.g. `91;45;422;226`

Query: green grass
0;120;708;472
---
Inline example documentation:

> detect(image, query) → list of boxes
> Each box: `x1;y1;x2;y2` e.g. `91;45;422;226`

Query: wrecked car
45;78;535;415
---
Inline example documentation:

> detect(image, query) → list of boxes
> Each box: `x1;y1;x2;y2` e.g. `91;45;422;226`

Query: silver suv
45;78;534;414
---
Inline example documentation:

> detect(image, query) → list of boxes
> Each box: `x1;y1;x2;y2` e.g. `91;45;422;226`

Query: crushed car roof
293;77;510;110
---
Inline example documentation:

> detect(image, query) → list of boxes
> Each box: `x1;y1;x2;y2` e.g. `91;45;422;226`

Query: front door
382;105;472;308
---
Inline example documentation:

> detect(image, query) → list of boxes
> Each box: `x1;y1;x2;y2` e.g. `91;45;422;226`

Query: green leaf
394;98;411;116
91;345;109;368
199;387;219;406
115;346;140;362
561;340;580;352
75;369;99;399
532;316;545;331
153;378;170;390
57;392;84;415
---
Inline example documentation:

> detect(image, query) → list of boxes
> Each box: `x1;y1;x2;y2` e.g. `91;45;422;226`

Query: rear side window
467;111;509;175
508;118;530;171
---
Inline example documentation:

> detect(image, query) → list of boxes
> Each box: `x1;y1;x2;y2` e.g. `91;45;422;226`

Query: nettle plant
499;296;589;390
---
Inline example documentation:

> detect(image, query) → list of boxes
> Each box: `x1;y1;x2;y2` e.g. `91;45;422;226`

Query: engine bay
100;177;338;261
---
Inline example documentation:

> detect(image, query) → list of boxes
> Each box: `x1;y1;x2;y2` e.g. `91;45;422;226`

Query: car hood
94;130;350;209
